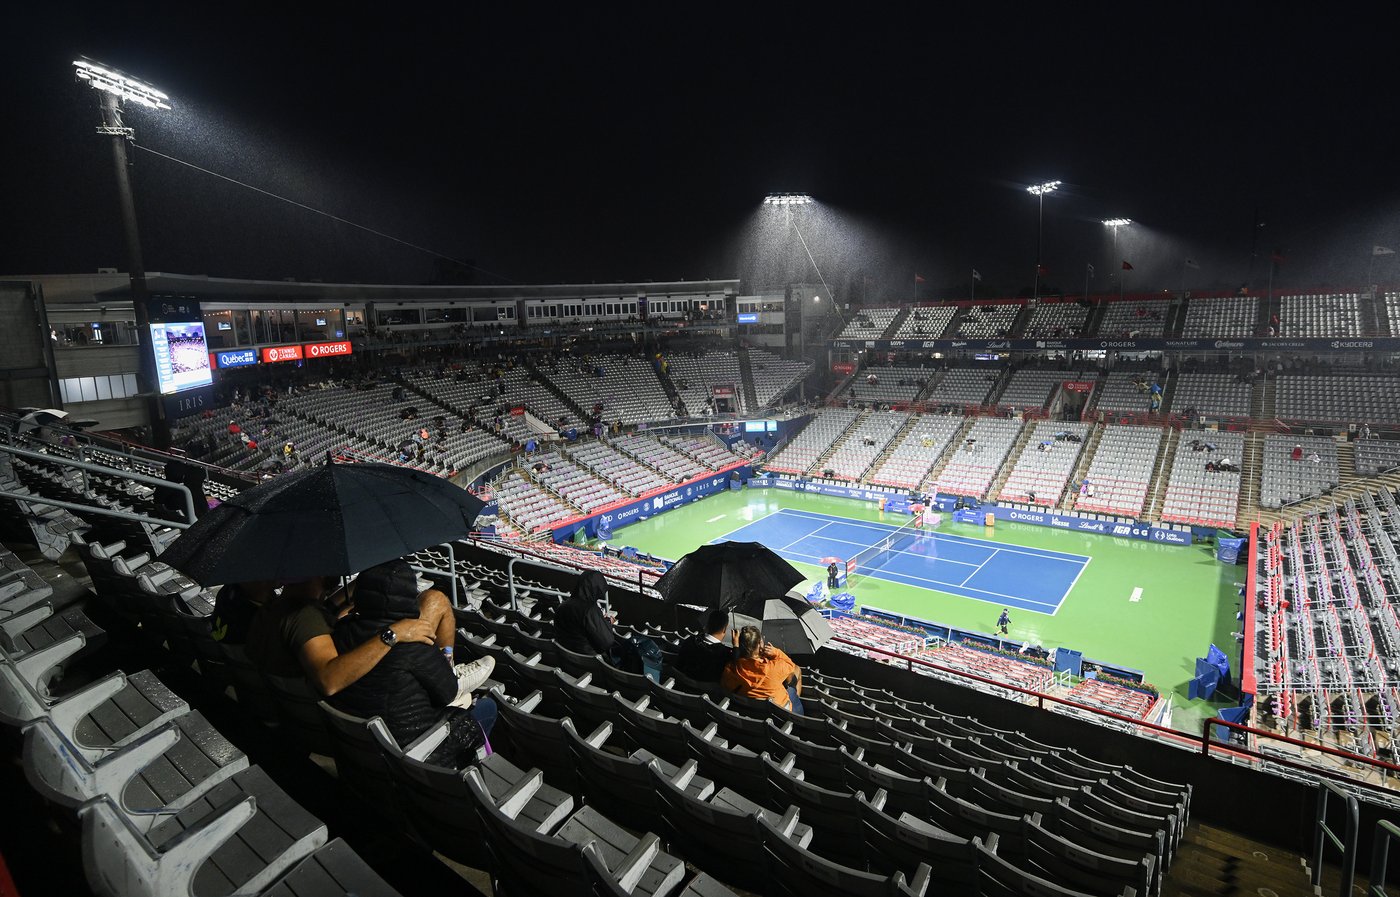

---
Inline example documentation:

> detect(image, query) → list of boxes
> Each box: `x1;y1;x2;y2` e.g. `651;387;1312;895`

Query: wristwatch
379;628;398;647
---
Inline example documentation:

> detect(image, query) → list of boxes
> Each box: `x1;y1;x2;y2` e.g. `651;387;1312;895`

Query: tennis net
846;515;932;587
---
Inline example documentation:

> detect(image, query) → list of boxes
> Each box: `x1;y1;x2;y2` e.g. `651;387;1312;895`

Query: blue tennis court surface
715;508;1089;615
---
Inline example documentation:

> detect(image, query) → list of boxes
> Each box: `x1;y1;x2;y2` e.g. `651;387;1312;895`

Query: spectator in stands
554;570;620;657
329;559;496;766
246;571;455;697
1218;457;1237;472
1308;452;1321;464
672;609;735;683
722;625;804;714
211;580;277;644
1291;444;1303;461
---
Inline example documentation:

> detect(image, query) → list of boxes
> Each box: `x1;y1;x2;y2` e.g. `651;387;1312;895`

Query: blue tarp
1217;535;1248;564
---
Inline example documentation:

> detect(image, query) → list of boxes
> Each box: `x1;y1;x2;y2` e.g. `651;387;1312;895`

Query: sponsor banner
162;385;214;419
983;504;1191;545
833;336;1400;353
751;475;896;504
1061;380;1094;393
737;313;759;323
304;339;353;358
832;362;856;375
214;348;259;369
551;465;751;543
711;384;737;398
261;345;304;363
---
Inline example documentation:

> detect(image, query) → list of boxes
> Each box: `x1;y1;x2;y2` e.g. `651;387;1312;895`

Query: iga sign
261;345;304;363
304;340;353;358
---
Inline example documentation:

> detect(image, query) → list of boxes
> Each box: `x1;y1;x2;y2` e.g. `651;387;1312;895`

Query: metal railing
1312;780;1359;896
1369;820;1400;896
0;443;195;529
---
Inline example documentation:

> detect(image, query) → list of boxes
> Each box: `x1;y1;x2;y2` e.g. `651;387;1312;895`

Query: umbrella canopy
14;408;68;434
160;458;484;586
653;541;805;611
731;594;833;656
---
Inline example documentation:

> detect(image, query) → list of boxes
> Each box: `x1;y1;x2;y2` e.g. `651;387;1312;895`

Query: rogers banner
304;340;353;359
262;345;304;363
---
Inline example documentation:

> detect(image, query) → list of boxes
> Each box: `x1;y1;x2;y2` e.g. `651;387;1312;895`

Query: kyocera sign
261;345;304;363
304;340;353;358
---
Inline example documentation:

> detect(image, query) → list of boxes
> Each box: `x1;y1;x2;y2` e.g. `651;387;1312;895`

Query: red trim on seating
1241;520;1259;695
0;849;21;897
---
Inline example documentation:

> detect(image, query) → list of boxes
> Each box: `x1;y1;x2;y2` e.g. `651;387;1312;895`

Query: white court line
706;514;726;523
780;545;1062;611
780;521;836;552
1129;587;1143;603
958;553;995;587
800;531;980;569
772;507;1092;564
711;509;785;542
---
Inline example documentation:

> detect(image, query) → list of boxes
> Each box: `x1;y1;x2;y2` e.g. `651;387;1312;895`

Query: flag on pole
971;269;982;282
1121;260;1134;271
914;273;926;283
1376;246;1396;256
1037;265;1048;276
1184;258;1200;270
1270;249;1286;264
1086;264;1095;276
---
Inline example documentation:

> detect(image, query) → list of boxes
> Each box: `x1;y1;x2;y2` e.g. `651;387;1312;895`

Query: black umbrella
654;541;805;611
731;593;834;657
160;457;484;586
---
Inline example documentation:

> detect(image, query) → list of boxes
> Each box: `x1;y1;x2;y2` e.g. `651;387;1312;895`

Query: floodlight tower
1026;180;1061;301
763;193;843;327
74;59;172;447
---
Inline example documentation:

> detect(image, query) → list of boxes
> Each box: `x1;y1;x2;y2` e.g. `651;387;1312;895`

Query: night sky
5;6;1398;302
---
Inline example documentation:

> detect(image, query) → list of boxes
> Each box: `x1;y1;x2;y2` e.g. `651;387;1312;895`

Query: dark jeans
471;695;498;738
786;686;805;717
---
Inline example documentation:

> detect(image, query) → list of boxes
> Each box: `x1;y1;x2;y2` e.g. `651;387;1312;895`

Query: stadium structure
1;267;1399;896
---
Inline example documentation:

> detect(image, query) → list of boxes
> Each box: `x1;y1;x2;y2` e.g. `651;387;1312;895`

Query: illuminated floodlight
763;193;814;206
73;59;171;110
1102;217;1132;227
1026;180;1061;196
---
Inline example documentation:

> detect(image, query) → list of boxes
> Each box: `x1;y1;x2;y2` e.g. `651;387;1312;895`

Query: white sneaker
453;656;495;701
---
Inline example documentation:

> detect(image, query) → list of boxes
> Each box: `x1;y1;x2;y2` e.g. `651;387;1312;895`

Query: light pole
763;193;844;328
1102;218;1131;297
1027;180;1061;301
74;59;173;447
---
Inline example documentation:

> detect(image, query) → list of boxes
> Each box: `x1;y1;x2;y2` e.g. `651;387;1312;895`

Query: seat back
856;790;980;888
464;767;594;897
763;753;865;869
652;772;770;891
758;812;911;897
492;686;577;792
264;673;336;756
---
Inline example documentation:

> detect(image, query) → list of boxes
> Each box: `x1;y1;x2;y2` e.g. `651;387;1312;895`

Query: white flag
1375;245;1396;256
1086;263;1095;276
971;269;982;282
1184;258;1200;269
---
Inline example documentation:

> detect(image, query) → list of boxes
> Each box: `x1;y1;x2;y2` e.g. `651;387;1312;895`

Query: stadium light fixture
74;59;171;112
1027;180;1061;300
1102;217;1131;228
763;193;814;206
73;57;172;446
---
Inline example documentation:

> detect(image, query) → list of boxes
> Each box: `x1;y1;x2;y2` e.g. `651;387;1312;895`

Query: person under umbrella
329;559;496;766
672;608;735;684
245;569;455;698
653;541;805;612
722;625;804;715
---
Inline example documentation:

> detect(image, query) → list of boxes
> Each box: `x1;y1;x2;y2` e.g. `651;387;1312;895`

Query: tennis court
714;507;1089;615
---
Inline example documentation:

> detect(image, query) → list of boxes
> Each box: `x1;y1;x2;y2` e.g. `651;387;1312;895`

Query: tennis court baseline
714;507;1089;615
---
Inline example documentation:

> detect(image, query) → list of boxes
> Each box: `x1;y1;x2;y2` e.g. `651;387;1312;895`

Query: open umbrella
654;541;805;611
160;457;484;585
14;408;69;434
730;592;834;656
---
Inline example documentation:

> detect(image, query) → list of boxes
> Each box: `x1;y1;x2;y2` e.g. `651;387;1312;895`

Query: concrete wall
0;282;57;409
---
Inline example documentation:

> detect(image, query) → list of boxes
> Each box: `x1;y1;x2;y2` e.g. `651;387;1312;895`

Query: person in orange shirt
721;625;804;715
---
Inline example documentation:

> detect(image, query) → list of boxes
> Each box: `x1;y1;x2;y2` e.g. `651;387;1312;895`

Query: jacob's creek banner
551;465;750;543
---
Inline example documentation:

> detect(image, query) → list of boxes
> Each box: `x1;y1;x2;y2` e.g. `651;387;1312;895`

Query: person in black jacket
672;608;734;683
553;570;618;657
330;559;496;767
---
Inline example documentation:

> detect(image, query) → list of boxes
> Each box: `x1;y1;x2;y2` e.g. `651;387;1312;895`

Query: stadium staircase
1059;423;1105;509
1250;376;1277;424
1159;368;1179;414
1084;299;1109;336
1145;428;1181;522
1009;301;1035;338
920;416;979;491
883;306;912;339
522;358;593;422
397;375;472;422
987;419;1040;501
1374;289;1393;337
1082;374;1106;419
1237;433;1264;523
653;362;683;411
863;415;919;477
944;305;972;335
983;367;1016;408
736;347;760;410
1162;822;1340;897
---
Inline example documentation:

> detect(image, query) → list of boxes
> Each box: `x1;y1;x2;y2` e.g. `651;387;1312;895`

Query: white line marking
706;514;726;523
1129;587;1143;603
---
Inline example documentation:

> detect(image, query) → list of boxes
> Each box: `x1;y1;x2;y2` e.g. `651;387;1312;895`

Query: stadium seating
1098;299;1169;338
823;411;910;481
1093;371;1160;416
1275;372;1400;424
1073;425;1163;518
955;303;1019;338
614;434;709;482
934;418;1024;499
844;367;931;406
1354;438;1400;476
891;306;957;339
1169;371;1251;419
1179;296;1257;337
997;421;1089;507
668;350;745;415
565;440;672;495
924;367;998;408
1160;432;1244;528
1022;301;1088;338
1260;435;1339;508
549;354;676;424
995;368;1090;413
747;349;813;407
1279;292;1362;337
766;409;861;474
837;308;900;340
865;414;964;490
